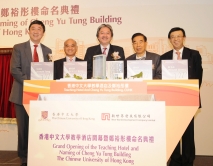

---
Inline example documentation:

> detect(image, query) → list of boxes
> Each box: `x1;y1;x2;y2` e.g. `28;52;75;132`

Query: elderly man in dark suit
54;38;83;80
84;24;125;79
9;20;52;166
125;33;161;79
161;27;203;166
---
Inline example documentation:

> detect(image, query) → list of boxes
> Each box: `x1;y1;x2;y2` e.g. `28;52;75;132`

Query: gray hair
96;24;113;37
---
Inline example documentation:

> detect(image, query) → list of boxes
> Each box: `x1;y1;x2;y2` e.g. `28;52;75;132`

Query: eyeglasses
170;36;184;40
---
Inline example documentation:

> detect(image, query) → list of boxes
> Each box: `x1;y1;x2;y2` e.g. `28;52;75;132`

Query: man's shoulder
76;57;84;61
160;50;173;60
184;47;199;54
146;51;160;57
13;41;29;48
162;50;172;55
41;43;51;50
126;54;135;60
86;45;99;50
54;57;66;63
111;44;123;50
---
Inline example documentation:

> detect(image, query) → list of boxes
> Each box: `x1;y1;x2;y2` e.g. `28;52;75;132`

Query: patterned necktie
33;45;39;62
176;51;181;60
103;48;107;55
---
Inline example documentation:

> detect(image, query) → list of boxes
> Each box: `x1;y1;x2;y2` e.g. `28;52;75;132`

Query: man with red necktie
160;27;203;166
9;20;52;166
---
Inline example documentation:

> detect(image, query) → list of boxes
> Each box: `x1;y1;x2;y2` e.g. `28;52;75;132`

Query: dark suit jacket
9;40;52;105
54;57;83;80
125;51;161;79
84;44;125;79
161;47;203;107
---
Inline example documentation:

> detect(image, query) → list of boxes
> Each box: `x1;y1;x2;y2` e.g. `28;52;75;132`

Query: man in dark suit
125;33;161;79
9;20;52;166
84;24;125;79
161;27;203;166
54;38;83;80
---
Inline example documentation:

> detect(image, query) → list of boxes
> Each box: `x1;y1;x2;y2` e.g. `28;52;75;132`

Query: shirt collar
173;47;184;54
30;40;40;47
100;44;110;51
66;56;76;62
136;51;146;60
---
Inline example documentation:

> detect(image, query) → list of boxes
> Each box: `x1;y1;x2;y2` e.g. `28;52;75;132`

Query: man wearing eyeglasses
161;27;203;166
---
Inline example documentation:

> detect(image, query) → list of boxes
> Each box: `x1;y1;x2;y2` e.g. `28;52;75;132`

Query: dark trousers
15;104;29;163
169;118;195;166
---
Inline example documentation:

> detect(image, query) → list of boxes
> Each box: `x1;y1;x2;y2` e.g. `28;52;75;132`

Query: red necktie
33;45;39;62
176;51;181;60
103;48;107;55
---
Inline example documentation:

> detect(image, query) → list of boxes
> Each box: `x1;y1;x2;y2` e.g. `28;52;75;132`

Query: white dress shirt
100;44;110;55
30;40;44;62
66;56;76;62
172;47;184;60
136;51;146;60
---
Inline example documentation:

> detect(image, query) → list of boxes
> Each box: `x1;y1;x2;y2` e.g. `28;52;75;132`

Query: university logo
41;111;48;119
101;113;110;120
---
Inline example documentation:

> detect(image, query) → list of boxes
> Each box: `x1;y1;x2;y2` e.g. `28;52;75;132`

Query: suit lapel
24;41;32;63
132;54;137;60
168;50;173;59
145;51;152;60
107;44;114;60
168;48;189;60
76;57;80;61
95;45;102;55
58;58;66;71
76;57;83;61
126;54;136;60
182;47;190;59
41;44;49;62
